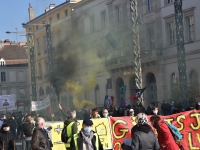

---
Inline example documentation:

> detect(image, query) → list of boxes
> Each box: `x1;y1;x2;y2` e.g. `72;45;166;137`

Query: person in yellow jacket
64;112;78;149
70;119;103;150
59;104;78;150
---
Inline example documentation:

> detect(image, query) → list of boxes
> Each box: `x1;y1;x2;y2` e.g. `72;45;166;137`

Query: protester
0;114;5;129
130;113;160;150
196;102;200;110
146;103;153;115
91;108;101;119
123;109;128;116
17;111;24;137
151;106;159;115
129;109;135;116
31;117;52;150
112;106;120;117
150;115;180;150
170;101;175;114
102;109;110;118
161;101;171;116
70;119;103;150
63;110;78;150
6;114;18;139
21;114;35;150
51;114;56;121
0;123;15;150
172;108;180;114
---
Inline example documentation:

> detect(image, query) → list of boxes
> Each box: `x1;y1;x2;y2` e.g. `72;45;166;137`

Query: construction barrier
46;109;200;150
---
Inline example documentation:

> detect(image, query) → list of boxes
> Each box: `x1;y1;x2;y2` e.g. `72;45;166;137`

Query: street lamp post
174;0;189;109
130;0;143;102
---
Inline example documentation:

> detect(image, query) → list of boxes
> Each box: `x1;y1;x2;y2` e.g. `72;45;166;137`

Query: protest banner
45;110;200;150
31;96;50;111
46;118;112;150
45;122;65;150
110;110;200;150
0;94;15;109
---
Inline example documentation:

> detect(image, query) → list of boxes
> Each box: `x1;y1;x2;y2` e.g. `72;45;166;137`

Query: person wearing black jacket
31;117;52;150
6;115;18;139
0;123;15;150
70;119;103;150
21;114;35;150
131;113;160;150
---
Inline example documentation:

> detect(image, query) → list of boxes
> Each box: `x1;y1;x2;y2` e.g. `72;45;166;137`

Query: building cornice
23;1;71;28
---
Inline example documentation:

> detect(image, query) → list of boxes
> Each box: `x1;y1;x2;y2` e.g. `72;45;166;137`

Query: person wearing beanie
129;109;135;116
70;118;103;150
0;123;15;150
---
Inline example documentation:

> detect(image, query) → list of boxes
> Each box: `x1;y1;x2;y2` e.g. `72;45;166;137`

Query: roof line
23;1;69;26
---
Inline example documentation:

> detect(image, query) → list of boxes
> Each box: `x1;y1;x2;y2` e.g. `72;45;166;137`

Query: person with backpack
21;114;35;150
60;104;78;150
150;115;180;150
70;119;103;150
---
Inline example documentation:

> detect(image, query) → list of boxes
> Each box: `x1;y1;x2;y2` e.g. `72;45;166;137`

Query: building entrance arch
146;73;157;105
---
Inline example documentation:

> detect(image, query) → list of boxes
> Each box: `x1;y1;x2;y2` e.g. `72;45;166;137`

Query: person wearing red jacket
150;115;180;150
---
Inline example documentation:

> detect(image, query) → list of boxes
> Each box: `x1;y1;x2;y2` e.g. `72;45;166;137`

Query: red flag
130;87;146;101
130;94;138;101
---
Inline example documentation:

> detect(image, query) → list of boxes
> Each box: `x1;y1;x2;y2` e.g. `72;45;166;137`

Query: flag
130;87;146;101
105;32;120;49
120;85;127;96
104;96;114;108
120;97;127;107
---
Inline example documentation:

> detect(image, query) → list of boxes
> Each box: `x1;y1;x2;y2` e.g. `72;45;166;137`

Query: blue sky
0;0;64;42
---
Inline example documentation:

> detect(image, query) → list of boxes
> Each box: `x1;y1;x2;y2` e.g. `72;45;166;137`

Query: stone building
0;40;30;112
23;0;200;110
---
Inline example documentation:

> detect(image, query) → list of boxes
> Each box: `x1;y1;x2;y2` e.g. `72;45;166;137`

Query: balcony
105;49;163;70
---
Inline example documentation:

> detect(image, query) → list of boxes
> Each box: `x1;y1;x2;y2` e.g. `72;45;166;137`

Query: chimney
45;7;49;12
28;3;34;21
49;4;56;10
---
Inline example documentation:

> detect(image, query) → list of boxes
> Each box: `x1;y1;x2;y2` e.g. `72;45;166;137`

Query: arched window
0;58;5;66
39;87;44;96
171;73;178;88
46;86;50;95
95;85;100;105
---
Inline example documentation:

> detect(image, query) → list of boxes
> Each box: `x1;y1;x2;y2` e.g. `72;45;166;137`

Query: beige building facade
24;0;200;110
71;0;200;109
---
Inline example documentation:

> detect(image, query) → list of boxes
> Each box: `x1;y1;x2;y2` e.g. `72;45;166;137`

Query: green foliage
169;84;200;109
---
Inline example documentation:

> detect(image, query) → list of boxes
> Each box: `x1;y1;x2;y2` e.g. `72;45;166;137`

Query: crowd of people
0;101;199;150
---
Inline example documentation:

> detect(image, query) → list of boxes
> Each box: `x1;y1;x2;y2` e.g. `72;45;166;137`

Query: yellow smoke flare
66;74;97;109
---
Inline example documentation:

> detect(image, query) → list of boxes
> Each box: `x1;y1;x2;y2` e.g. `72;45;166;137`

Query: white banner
0;94;16;109
31;96;50;111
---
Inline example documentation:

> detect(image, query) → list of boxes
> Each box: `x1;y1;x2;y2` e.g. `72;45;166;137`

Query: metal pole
130;0;143;102
174;0;189;109
27;33;37;102
46;24;54;74
15;28;18;43
46;24;56;110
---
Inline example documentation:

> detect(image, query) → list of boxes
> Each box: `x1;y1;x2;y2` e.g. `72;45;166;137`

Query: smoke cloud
49;40;79;102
